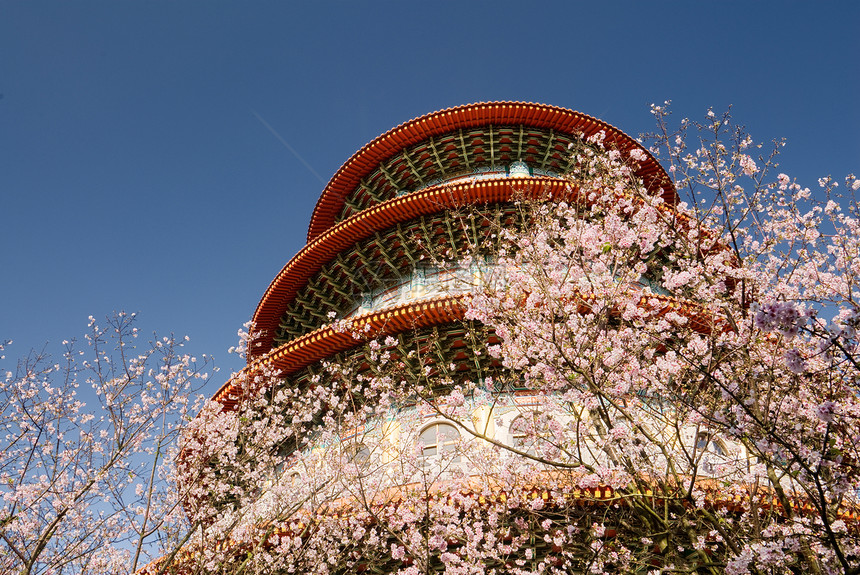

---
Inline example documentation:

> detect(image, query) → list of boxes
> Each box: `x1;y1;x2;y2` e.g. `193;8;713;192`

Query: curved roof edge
252;176;702;360
251;177;573;358
307;101;676;242
216;295;469;409
225;289;719;410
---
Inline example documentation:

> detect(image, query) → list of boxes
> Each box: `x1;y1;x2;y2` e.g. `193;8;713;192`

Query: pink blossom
784;348;806;374
738;154;758;176
815;400;837;423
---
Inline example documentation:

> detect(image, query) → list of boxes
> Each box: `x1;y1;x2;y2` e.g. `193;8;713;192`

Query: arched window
346;442;370;465
696;432;727;475
274;438;300;476
419;423;461;463
695;432;726;456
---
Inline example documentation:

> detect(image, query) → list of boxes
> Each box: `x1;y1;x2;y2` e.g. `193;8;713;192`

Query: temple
188;102;757;573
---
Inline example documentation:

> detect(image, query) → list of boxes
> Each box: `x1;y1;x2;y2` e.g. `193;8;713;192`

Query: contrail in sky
252;109;326;184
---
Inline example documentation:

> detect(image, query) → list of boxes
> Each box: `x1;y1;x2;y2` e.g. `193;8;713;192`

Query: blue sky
1;1;858;387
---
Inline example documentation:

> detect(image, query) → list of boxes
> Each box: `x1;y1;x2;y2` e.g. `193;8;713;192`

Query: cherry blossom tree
0;313;214;575
7;106;858;575
459;107;860;573
161;107;859;574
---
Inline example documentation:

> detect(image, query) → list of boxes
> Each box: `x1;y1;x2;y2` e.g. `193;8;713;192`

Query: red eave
220;288;721;410
306;101;676;243
251;175;703;360
215;295;468;410
250;177;572;358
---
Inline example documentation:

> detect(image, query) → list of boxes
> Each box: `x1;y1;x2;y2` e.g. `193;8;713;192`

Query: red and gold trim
252;177;571;357
307;101;676;242
216;295;468;409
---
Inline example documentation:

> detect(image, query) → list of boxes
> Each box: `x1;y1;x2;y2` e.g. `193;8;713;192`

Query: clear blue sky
1;1;858;388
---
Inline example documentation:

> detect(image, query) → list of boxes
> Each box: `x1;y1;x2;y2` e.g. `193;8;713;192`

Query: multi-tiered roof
213;102;675;409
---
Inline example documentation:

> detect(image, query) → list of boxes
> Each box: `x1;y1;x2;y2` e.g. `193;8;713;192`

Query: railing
343;261;672;318
400;163;564;197
344;263;492;318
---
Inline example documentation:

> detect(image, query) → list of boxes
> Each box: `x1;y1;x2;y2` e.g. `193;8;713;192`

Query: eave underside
252;177;573;356
308;102;675;242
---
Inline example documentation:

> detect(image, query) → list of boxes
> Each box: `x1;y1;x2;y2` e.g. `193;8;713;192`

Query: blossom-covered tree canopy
162;105;860;575
4;104;859;575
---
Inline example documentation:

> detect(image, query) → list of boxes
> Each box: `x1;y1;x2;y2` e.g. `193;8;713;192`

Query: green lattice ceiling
274;205;521;346
335;125;579;224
